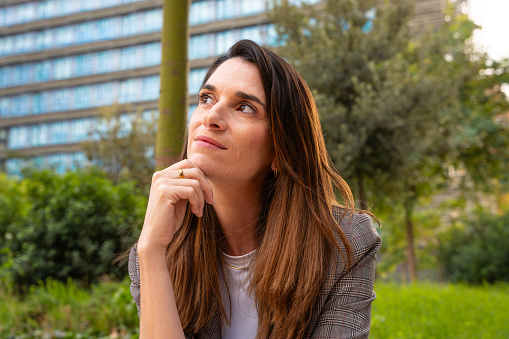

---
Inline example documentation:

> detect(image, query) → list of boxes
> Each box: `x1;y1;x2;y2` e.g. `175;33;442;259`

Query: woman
128;39;381;339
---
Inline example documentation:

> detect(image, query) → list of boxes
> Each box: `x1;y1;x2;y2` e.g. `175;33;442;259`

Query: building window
54;57;73;80
144;9;163;32
215;30;235;55
47;153;67;174
70;118;92;143
55;26;74;47
32;93;42;115
76;54;92;76
54;88;72;111
50;121;69;145
189;34;214;60
41;91;54;113
121;46;137;70
217;0;237;20
77;21;97;43
142;75;160;101
35;60;52;82
74;86;91;109
8;126;29;149
120;78;142;103
240;26;263;44
30;124;49;147
122;13;139;36
190;1;216;25
240;0;266;15
189;68;208;95
0;98;9;117
143;43;161;66
97;19;110;40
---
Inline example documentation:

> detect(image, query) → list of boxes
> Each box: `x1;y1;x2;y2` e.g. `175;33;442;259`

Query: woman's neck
210;181;262;256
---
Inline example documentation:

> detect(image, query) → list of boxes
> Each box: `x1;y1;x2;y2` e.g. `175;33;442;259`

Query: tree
270;0;509;281
81;103;157;188
156;0;190;169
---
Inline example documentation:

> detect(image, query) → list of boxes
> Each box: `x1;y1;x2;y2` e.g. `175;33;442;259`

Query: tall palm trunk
155;0;190;169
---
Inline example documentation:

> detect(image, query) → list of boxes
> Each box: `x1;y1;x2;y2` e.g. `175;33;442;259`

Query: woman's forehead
204;58;266;104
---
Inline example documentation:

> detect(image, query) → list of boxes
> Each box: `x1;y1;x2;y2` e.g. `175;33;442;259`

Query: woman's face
187;58;274;187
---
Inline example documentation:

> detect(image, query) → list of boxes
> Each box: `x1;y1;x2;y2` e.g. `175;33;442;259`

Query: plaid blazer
128;208;381;339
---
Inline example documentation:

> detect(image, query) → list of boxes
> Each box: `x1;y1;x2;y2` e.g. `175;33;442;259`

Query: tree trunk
357;174;368;210
155;0;190;170
404;201;418;282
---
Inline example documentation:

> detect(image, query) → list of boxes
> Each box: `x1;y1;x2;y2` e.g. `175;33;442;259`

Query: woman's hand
137;159;214;255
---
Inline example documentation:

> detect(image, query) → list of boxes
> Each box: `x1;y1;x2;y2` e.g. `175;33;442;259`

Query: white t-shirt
219;250;258;339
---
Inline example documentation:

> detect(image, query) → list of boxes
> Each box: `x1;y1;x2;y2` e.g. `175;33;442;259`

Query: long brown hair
168;40;359;338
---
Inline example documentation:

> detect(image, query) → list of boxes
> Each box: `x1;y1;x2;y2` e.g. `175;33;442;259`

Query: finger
176;168;214;206
161;162;214;205
169;178;206;215
160;183;203;217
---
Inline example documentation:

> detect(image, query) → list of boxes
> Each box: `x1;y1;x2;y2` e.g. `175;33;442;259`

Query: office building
0;0;445;175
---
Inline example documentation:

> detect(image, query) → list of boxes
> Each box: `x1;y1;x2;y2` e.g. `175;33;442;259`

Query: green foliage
81;103;157;189
376;204;442;279
437;211;509;284
270;0;465;206
0;277;139;338
0;169;146;288
271;0;509;279
372;282;509;338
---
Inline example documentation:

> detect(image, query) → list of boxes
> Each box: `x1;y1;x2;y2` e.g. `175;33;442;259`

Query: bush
0;168;146;288
438;211;509;284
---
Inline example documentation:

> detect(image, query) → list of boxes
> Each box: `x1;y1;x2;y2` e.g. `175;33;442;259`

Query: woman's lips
195;135;226;149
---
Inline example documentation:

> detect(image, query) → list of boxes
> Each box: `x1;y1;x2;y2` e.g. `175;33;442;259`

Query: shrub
437;211;509;284
1;168;146;288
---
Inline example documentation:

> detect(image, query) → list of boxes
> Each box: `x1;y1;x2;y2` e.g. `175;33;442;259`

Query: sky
468;0;509;61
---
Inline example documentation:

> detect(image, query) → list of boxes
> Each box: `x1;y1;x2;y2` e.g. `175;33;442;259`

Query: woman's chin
187;154;217;176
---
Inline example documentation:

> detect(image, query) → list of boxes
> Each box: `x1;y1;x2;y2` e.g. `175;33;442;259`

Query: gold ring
177;168;184;179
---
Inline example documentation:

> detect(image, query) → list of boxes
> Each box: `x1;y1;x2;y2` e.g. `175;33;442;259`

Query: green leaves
438;211;509;284
271;0;509;280
0;169;146;289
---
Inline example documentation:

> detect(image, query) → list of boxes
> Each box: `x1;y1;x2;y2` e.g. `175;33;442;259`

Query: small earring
274;168;278;177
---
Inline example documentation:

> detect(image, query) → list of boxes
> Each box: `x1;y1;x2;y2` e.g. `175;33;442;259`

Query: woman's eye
199;95;214;105
238;103;255;114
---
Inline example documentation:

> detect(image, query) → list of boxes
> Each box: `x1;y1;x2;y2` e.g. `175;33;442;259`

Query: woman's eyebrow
200;84;215;92
235;91;267;111
200;83;267;111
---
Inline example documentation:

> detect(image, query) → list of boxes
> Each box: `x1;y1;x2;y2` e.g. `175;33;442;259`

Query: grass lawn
1;278;508;338
371;281;509;339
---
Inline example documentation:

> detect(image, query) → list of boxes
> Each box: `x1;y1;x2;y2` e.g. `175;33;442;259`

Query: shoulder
304;207;381;337
331;205;381;260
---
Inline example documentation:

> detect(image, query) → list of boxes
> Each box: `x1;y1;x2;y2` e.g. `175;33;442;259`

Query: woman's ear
271;158;278;177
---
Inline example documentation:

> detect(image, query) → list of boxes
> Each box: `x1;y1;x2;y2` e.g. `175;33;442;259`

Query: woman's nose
202;103;226;130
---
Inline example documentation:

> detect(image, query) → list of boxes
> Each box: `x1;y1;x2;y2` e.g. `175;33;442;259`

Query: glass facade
1;0;285;175
0;0;271;28
0;22;276;88
0;0;144;28
0;9;162;57
7;109;158;150
6;152;89;176
1;75;160;118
